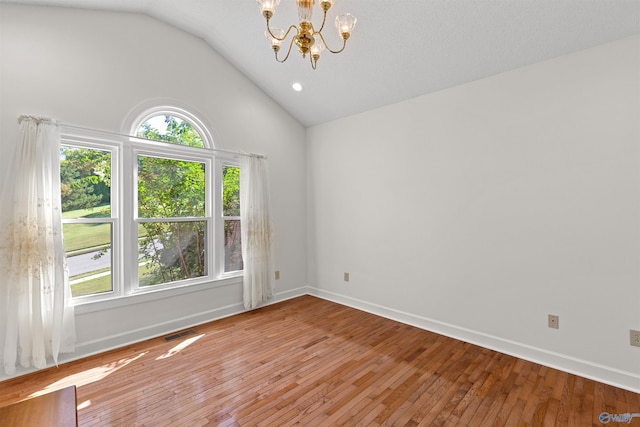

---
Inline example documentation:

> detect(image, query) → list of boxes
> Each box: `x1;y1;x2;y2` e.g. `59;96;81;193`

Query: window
61;109;241;303
223;165;242;272
137;154;208;287
61;145;116;298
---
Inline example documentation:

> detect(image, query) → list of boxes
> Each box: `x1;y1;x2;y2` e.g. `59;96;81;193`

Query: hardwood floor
0;295;638;426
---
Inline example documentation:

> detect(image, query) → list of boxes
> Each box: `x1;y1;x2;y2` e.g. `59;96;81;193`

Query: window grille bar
136;217;210;223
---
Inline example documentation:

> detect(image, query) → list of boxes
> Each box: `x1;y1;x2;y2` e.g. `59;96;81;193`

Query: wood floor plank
0;295;638;426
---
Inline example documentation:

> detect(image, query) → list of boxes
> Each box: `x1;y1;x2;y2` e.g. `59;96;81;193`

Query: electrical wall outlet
548;314;559;329
275;270;280;280
630;330;640;347
344;272;349;282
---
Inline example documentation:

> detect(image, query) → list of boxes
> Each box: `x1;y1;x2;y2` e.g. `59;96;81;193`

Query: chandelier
256;0;357;69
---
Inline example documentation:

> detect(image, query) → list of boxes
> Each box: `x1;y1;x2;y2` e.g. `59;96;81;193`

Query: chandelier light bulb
257;0;280;18
335;13;357;38
265;28;285;51
297;0;314;22
320;0;333;11
310;37;324;57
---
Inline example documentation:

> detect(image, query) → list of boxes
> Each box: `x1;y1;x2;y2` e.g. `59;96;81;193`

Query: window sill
73;274;243;315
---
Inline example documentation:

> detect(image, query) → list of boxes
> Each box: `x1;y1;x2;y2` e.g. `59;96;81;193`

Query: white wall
1;3;638;393
307;35;640;392
0;4;307;378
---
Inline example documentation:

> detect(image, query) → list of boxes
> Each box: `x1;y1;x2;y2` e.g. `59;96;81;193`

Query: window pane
138;156;206;218
223;166;240;217
64;223;113;297
138;221;207;286
137;115;204;148
224;219;243;272
60;146;111;217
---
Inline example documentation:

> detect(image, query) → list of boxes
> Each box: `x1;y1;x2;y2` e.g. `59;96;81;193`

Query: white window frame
122;101;216;150
60;132;122;304
61;109;241;308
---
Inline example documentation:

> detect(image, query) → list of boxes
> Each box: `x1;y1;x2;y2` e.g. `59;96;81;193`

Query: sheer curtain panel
240;154;274;310
0;116;76;376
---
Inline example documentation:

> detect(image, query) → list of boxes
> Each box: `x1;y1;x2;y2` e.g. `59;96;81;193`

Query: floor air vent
163;329;197;342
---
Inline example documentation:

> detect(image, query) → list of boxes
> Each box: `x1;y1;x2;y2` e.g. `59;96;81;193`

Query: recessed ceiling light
292;82;303;92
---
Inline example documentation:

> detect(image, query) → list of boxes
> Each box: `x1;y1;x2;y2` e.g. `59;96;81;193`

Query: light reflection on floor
21;331;207;418
28;351;148;398
156;334;204;360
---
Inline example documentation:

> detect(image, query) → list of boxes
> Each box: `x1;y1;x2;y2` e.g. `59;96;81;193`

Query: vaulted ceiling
2;0;639;126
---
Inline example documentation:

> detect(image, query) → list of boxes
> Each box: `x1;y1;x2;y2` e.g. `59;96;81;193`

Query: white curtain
0;116;76;376
240;154;274;310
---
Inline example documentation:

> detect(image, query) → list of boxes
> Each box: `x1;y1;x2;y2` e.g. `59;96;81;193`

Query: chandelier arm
317;9;328;34
266;21;299;41
275;35;297;63
317;32;348;54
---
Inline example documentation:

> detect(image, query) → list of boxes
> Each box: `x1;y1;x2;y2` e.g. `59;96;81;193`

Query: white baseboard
0;286;309;382
307;287;640;394
3;285;638;394
73;286;310;361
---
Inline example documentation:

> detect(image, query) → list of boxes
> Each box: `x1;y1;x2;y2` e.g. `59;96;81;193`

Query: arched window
60;102;241;302
125;102;214;148
137;115;205;147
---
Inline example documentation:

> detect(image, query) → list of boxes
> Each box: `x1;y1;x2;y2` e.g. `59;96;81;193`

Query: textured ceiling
1;0;639;126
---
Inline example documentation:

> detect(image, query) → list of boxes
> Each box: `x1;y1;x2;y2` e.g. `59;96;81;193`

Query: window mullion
111;143;123;298
206;157;214;279
122;143;137;296
214;159;224;277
